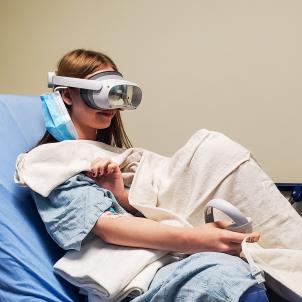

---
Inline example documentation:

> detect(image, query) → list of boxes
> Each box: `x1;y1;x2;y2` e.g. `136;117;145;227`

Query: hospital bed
0;94;300;302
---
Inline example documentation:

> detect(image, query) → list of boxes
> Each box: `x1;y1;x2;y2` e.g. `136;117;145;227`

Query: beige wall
1;0;301;182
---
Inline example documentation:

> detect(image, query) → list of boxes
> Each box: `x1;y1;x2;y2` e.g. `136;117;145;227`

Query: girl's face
61;67;117;140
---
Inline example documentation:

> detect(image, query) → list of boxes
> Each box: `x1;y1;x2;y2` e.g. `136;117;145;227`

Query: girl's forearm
92;215;189;252
92;212;251;255
116;191;141;215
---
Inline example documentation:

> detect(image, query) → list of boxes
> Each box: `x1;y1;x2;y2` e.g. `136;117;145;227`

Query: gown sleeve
31;173;126;251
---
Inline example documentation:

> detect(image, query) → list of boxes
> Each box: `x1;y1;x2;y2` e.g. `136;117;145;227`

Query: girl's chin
95;122;111;129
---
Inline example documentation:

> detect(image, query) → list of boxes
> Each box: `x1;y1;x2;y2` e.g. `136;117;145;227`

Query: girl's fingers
90;159;119;176
245;232;260;243
221;230;260;250
97;164;104;176
90;159;107;177
91;165;100;177
220;242;242;255
214;221;259;244
97;161;108;176
213;220;233;229
221;230;247;243
107;162;119;173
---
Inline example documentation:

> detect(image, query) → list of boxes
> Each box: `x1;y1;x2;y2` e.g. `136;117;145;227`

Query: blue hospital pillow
0;95;85;302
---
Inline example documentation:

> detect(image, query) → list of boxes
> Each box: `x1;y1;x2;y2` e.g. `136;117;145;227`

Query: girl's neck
74;122;97;141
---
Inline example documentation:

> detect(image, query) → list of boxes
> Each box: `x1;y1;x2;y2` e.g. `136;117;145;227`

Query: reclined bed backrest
0;94;84;301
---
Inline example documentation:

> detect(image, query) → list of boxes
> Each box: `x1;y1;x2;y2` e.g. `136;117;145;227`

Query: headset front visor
108;84;142;109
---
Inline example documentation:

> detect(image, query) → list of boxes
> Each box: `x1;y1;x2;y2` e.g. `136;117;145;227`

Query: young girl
30;49;269;301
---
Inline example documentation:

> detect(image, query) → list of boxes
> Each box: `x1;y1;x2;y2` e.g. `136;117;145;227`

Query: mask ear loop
53;87;72;111
55;86;88;110
53;86;67;92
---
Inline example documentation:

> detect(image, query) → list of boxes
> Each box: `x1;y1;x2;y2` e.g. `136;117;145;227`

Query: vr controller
171;199;258;259
204;199;253;233
205;199;264;284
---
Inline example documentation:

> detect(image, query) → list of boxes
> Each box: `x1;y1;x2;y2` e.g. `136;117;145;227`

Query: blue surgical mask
40;91;78;141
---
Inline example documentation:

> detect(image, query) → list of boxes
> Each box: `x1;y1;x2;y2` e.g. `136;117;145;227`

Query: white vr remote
172;199;254;260
204;199;253;233
204;200;264;284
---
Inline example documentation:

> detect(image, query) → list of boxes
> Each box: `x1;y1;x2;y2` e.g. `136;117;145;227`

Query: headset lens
108;85;142;108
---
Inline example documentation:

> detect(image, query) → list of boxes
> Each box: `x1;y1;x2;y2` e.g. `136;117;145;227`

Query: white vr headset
48;70;142;110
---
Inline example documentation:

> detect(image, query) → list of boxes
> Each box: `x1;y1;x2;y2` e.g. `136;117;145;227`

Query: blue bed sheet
0;94;85;301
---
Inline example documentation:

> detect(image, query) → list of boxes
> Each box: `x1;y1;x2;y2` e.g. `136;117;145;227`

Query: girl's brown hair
36;49;132;148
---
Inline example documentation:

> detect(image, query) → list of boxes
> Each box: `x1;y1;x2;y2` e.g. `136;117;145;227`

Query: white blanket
15;129;302;301
54;234;175;302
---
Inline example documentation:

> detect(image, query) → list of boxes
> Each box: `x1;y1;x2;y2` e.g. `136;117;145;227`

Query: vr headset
47;70;142;110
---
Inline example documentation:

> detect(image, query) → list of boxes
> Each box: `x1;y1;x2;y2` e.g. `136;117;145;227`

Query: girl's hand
183;221;260;256
86;158;140;215
86;158;126;203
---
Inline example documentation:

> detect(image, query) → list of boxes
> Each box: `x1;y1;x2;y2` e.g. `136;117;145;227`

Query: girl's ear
60;88;73;106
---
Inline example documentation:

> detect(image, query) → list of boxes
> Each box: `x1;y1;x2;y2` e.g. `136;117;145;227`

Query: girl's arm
88;158;259;254
114;191;141;215
86;158;138;215
92;215;257;255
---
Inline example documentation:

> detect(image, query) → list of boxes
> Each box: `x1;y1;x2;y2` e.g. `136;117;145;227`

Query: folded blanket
82;255;176;302
15;129;302;301
54;234;175;302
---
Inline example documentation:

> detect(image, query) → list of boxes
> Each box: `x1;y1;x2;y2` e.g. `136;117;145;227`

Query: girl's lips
98;111;115;118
